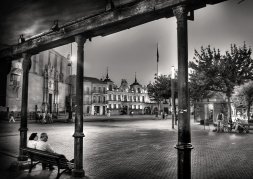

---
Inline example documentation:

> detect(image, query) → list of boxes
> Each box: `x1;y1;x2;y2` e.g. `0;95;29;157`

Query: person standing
217;112;224;132
107;109;111;117
9;111;15;123
41;111;46;124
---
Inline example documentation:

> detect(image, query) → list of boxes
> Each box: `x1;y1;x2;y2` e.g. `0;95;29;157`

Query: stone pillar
72;35;86;177
0;60;11;108
18;53;31;161
173;5;193;179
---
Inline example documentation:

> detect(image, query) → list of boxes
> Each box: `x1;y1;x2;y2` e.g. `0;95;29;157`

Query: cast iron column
173;5;193;179
18;53;31;161
72;35;86;177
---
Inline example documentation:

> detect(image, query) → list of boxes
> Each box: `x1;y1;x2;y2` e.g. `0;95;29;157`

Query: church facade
5;49;71;118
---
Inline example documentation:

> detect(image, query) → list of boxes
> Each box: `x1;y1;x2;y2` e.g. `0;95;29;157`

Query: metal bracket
179;109;187;114
187;10;194;21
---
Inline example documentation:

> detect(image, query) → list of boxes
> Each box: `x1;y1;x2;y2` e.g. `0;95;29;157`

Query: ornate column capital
172;5;189;21
75;35;86;46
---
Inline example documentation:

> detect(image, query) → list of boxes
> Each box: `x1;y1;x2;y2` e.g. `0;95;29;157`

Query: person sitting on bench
36;133;55;170
36;133;74;171
27;133;38;149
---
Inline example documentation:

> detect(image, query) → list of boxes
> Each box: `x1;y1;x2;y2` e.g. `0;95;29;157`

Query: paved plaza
0;115;253;179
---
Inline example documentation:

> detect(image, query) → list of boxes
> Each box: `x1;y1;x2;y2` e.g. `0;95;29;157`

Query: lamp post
68;43;73;122
171;66;176;129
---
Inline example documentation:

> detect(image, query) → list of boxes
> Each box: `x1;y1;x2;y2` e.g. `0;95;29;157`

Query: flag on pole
157;43;159;63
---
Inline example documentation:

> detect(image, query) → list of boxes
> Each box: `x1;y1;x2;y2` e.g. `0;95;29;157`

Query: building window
98;96;101;103
124;95;127;101
138;88;141;93
109;94;112;100
99;87;101;93
109;104;112;109
114;104;116;109
118;95;121;101
93;96;96;103
113;95;116;101
93;87;96;92
130;96;132;102
142;96;145;102
134;96;136;102
103;87;106;93
109;84;112;91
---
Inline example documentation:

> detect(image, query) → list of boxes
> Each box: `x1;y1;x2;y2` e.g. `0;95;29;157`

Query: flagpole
157;43;159;77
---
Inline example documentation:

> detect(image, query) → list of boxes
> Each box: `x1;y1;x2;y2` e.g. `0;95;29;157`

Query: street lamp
67;43;74;122
171;66;176;128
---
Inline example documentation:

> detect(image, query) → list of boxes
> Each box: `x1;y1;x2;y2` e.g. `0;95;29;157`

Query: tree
189;43;253;121
189;70;214;102
232;81;253;121
147;75;176;113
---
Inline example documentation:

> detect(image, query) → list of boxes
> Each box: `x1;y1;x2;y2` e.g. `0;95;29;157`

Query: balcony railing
92;90;106;94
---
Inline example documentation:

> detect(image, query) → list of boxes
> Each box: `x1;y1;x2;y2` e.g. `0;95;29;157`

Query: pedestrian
107;110;111;117
9;111;15;123
27;133;38;148
35;111;40;123
41;111;46;124
175;112;178;124
46;113;53;123
216;112;224;132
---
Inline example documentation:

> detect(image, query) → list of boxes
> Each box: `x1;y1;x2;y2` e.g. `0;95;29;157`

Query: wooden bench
21;148;73;179
240;122;253;131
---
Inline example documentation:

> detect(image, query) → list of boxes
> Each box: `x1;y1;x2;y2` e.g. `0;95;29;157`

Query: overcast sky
1;0;252;86
53;0;253;86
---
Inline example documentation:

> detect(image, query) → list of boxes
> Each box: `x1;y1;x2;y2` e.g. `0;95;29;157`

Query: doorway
49;93;52;113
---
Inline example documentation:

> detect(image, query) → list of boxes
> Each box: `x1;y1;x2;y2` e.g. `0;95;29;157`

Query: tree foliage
190;43;253;96
189;43;253;119
189;70;214;101
147;75;175;103
232;81;253;120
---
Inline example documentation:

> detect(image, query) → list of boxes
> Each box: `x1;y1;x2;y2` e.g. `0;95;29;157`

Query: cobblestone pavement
0;115;253;179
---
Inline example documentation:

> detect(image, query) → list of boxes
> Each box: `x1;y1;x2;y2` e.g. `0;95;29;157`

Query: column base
17;155;28;161
9;160;30;171
72;169;85;178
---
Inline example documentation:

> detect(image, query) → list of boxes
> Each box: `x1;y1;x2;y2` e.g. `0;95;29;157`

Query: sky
53;0;253;86
1;0;253;86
